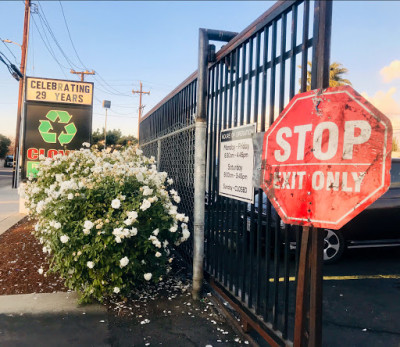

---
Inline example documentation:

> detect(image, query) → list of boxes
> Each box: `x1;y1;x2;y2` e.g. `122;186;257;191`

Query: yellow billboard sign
26;77;93;106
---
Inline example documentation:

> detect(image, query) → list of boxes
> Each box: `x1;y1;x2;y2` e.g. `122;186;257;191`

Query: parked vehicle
3;155;13;168
246;159;400;263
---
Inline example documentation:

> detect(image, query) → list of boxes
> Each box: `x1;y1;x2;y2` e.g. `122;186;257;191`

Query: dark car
3;155;13;168
317;158;400;263
246;158;400;263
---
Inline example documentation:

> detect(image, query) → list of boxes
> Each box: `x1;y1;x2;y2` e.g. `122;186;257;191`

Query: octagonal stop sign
261;86;392;229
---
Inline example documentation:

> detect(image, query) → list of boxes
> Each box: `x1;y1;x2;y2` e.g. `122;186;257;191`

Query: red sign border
261;86;392;229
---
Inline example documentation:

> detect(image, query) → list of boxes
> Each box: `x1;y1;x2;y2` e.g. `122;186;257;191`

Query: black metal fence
140;1;331;344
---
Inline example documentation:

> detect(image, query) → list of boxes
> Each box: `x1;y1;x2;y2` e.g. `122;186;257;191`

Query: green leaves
22;146;189;303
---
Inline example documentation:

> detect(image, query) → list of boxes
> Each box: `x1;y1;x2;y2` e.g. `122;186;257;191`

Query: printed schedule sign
219;124;256;203
26;77;93;106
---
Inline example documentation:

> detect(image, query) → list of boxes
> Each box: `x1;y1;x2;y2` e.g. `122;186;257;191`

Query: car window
390;162;400;187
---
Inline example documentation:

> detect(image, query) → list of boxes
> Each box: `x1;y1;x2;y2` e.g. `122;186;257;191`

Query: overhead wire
0;37;19;65
37;1;84;70
58;1;133;97
31;15;68;78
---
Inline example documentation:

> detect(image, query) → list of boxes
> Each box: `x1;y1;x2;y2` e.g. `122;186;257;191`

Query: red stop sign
261;86;392;229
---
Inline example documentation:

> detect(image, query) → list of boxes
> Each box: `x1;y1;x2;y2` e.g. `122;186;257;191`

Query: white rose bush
22;146;190;303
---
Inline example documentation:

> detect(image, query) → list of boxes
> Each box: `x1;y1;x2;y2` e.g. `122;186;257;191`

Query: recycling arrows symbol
38;110;77;145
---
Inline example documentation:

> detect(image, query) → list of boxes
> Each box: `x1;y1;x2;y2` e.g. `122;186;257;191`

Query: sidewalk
0;215;251;347
0;183;25;235
0;276;250;347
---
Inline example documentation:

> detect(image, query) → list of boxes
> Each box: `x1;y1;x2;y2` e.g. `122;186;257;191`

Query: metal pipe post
192;29;209;300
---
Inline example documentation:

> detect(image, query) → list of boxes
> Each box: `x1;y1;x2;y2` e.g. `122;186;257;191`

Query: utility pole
132;81;150;139
12;0;30;188
70;69;95;82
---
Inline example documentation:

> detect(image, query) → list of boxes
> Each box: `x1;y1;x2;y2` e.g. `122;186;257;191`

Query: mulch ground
0;217;67;296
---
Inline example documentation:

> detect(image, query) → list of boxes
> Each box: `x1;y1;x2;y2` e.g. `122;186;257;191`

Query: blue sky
1;1;399;141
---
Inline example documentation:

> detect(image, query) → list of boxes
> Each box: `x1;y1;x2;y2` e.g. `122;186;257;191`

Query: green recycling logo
38;110;77;145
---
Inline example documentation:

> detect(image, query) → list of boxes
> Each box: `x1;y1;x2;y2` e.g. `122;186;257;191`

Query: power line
37;1;83;70
31;15;68;78
0;37;18;65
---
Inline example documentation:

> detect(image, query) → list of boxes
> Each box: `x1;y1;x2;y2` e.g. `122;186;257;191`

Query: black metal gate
140;1;332;345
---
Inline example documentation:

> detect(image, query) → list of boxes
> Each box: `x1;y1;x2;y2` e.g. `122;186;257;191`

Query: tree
117;135;138;147
299;61;352;92
91;128;137;150
0;134;11;159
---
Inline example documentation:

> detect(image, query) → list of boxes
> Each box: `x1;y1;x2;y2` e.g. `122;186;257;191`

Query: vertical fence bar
233;47;241;297
239;42;247;303
300;0;310;93
253;30;262;315
247;36;255;309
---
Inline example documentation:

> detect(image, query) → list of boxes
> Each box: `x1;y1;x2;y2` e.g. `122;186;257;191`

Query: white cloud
361;88;400;117
380;60;400;83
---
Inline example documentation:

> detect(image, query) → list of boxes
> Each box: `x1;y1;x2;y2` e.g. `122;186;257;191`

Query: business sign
26;77;93;106
261;86;392;229
219;124;255;203
22;77;93;179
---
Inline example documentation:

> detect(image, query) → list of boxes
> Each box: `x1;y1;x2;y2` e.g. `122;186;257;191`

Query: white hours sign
219;124;256;203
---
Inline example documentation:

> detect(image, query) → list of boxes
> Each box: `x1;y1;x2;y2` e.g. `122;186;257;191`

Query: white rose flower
111;198;121;209
60;235;69;243
124;218;133;226
153;228;159;236
176;213;185;222
113;287;120;294
115;236;122;243
84;220;94;230
142;186;153;196
182;229;190;240
173;195;181;203
67;193;74;200
155;252;162;258
169;224;178;233
83;229;90;235
127;211;138;220
140;199;151;211
144;273;152;281
130;228;138;236
87;261;94;269
34;223;40;232
38;268;44;275
120;256;129;268
54;222;61;230
167;178;173;185
82;142;90;148
136;149;143;155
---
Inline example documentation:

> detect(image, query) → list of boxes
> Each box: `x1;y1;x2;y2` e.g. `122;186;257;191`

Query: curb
0;213;27;236
0;292;106;315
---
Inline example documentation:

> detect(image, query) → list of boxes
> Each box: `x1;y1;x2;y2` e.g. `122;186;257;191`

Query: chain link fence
141;124;196;263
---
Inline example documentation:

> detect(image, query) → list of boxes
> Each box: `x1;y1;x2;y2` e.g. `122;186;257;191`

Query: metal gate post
192;28;237;300
294;1;332;346
192;28;209;300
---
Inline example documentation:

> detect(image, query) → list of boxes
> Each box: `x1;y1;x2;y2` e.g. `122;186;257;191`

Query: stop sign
261;86;392;229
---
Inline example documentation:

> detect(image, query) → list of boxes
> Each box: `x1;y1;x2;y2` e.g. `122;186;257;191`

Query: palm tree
329;62;352;88
299;61;352;92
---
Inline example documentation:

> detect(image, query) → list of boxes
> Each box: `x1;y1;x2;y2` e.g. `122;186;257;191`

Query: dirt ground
0;217;67;296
